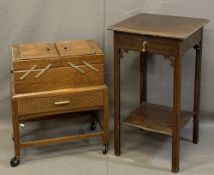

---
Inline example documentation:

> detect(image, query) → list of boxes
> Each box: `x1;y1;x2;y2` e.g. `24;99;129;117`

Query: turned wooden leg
193;41;202;144
140;52;147;103
114;32;121;156
11;99;21;167
172;51;182;173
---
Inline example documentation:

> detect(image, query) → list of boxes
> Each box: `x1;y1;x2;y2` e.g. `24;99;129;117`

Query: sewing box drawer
16;86;106;116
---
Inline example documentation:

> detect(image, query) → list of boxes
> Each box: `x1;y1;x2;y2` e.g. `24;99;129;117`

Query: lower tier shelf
121;103;193;136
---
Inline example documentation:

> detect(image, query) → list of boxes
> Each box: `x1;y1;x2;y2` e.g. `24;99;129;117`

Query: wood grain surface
121;103;192;135
109;13;209;40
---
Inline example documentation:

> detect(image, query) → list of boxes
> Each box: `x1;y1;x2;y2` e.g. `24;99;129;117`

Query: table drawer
118;32;178;56
17;91;104;116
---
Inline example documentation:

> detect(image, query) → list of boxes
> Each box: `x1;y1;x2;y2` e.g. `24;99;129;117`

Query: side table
109;13;209;173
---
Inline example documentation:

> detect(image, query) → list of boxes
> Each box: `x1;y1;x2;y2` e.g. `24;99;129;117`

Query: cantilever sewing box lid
12;40;103;71
55;40;104;65
11;42;59;71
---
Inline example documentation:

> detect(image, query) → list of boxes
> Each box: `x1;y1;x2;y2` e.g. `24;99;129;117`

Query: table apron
117;32;179;56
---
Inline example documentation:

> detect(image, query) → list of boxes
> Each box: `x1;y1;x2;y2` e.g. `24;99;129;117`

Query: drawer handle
20;65;37;80
68;62;85;74
54;100;70;106
142;41;148;53
83;61;99;72
35;64;52;78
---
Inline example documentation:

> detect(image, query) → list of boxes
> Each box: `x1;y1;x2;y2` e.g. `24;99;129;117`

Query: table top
109;13;209;40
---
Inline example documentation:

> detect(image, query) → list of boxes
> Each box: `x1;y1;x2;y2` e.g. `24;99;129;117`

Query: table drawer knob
54;100;70;106
142;41;148;52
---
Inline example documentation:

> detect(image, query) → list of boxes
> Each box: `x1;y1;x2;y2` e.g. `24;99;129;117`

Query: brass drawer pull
20;65;37;80
35;64;52;78
68;62;85;74
54;100;70;106
83;61;99;72
142;41;148;53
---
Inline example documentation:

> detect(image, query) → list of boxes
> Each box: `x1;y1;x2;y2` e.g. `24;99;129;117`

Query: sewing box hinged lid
12;40;103;71
11;40;104;94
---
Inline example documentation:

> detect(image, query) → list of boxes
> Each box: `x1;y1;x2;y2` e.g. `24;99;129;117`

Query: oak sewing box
10;40;109;167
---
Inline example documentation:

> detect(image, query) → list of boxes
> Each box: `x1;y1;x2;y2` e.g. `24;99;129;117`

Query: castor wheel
90;122;97;131
102;144;108;154
10;157;20;167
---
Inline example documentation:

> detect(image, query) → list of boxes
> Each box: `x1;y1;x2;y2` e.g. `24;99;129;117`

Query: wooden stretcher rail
21;132;104;148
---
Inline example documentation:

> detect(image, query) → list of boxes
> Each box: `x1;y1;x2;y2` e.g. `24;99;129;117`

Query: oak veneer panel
13;64;104;94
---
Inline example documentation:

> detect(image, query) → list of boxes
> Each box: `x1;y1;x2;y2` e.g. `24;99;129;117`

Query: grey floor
0;110;214;175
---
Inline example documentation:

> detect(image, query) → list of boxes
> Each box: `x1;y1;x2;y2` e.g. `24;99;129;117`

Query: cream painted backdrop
0;0;213;121
0;0;214;174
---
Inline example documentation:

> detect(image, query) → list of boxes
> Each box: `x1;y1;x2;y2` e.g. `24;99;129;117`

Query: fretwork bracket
163;56;175;68
119;49;129;59
194;44;201;52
